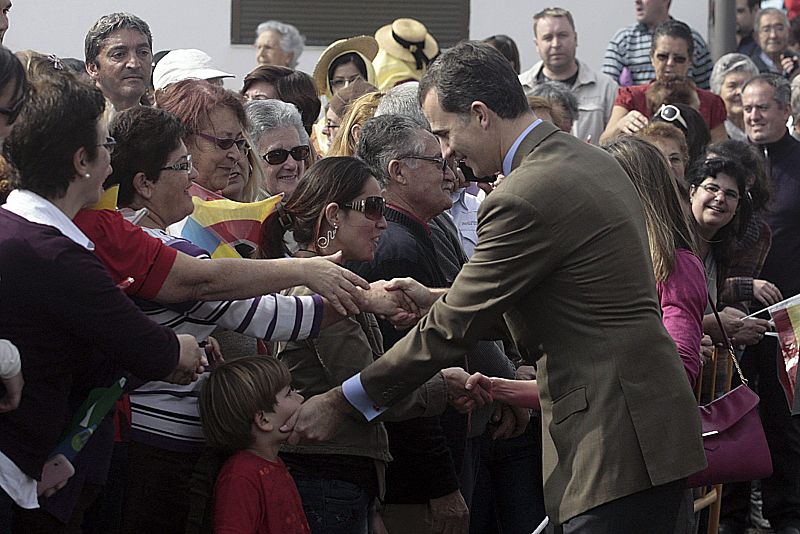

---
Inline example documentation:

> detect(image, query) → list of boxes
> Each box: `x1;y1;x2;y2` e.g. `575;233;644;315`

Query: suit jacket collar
510;120;560;173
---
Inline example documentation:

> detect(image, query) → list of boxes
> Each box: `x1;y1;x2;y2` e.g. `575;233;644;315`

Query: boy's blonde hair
199;356;291;451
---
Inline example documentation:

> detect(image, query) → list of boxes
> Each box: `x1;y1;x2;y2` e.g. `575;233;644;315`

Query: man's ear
470;101;492;129
132;171;154;200
85;61;100;81
388;159;408;186
253;410;274;432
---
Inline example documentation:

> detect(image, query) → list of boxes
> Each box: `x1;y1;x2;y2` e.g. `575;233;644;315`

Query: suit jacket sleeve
360;191;565;406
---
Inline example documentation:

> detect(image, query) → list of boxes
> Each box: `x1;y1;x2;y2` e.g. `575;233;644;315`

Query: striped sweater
129;228;322;452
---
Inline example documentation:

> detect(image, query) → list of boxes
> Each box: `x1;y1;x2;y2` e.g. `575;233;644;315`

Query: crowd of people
0;1;799;533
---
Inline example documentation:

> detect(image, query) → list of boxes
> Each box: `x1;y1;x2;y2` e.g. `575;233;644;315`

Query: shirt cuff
342;374;387;421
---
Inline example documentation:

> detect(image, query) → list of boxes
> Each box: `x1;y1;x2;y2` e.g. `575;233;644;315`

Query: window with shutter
231;0;469;48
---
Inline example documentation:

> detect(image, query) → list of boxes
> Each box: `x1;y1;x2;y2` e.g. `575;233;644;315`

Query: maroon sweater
0;209;179;478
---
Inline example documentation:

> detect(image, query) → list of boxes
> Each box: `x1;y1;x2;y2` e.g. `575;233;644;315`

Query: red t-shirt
614;82;727;130
215;451;311;534
73;209;177;300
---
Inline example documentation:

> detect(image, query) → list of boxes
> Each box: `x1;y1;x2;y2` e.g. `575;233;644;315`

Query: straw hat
374;18;438;71
313;35;378;98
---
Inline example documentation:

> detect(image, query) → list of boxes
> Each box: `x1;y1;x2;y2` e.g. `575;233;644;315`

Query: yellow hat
374;18;438;71
373;49;424;91
313;35;378;99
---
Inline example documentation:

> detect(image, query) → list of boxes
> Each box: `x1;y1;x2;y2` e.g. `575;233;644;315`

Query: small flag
175;183;283;258
767;293;800;408
89;185;119;211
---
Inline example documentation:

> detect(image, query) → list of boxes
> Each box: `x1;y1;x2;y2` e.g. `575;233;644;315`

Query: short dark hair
6;53;105;199
85;12;153;66
532;7;576;35
418;41;529;120
106;106;186;206
199;356;291;451
706;139;770;211
260;157;376;257
242;65;321;135
651;19;694;59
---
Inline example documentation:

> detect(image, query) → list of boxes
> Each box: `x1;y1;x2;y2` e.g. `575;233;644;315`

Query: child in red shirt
199;356;309;534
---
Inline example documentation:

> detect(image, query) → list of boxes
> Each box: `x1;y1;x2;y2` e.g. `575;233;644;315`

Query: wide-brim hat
374;18;438;70
313;35;379;98
153;49;234;90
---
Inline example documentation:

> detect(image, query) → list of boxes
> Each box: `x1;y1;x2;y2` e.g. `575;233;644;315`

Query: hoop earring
316;225;337;249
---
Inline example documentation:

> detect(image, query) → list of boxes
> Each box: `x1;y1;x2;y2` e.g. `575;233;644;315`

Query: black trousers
549;479;686;534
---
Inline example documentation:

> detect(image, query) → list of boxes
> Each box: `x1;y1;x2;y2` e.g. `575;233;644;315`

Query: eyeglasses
323;121;340;133
195;132;248;151
98;136;117;154
400;155;449;174
160;154;193;175
342;196;386;222
0;95;25;125
262;145;310;165
697;182;740;202
655;104;688;130
330;74;362;91
654;52;688;64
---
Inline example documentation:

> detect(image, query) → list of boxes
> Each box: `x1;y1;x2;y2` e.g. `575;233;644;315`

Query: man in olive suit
285;41;705;532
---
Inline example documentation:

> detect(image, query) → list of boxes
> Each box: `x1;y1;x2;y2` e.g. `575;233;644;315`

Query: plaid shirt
602;20;713;89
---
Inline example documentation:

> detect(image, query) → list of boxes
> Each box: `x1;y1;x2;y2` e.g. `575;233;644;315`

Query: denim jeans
291;474;371;534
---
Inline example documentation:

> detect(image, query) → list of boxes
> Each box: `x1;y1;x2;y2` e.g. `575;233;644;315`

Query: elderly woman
245;98;309;201
104;105;339;533
601;20;727;143
710;53;760;141
156;79;248;199
241;65;321;136
254;20;304;68
0;53;202;528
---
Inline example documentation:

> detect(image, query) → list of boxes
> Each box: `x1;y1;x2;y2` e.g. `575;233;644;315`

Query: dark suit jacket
357;121;706;522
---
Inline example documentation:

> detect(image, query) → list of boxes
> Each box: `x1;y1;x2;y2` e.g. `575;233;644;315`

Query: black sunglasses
262;145;310;165
196;132;248;151
0;95;25;125
342;196;386;222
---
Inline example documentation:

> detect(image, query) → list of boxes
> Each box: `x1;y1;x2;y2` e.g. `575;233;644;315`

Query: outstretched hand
442;368;493;413
306;252;370;316
282;387;352;445
360;280;421;325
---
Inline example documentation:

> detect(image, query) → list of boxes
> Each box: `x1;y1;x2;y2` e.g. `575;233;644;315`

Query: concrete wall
5;0;710;89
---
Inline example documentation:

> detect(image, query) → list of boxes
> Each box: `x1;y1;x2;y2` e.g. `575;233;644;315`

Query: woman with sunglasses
600;20;727;144
260;157;447;534
156;79;249;198
245;98;310;201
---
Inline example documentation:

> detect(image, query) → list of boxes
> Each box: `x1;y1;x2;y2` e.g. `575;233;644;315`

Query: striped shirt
129;228;322;452
602;21;713;89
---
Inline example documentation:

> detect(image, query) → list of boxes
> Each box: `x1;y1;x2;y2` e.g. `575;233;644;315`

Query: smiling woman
156;79;247;195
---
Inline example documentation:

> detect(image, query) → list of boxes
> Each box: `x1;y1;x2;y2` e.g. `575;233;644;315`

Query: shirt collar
386;203;432;234
2;189;95;251
502;119;542;176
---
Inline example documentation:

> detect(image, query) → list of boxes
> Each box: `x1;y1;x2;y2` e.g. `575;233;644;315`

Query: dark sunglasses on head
342;196;386;222
262;145;310;165
654;104;688;130
196;132;248;151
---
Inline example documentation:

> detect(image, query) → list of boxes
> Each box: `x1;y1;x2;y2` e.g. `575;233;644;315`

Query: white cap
153;49;234;90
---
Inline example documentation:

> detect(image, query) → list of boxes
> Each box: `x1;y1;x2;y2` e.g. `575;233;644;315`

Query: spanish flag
768;293;800;408
177;183;282;258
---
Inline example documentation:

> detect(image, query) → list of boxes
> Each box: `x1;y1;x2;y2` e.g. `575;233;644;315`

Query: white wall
4;0;710;89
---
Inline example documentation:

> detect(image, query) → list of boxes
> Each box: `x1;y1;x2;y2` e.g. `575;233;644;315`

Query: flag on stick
767;293;800;408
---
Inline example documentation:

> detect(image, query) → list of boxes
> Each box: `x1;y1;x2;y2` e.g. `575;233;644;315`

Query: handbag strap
708;296;748;386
